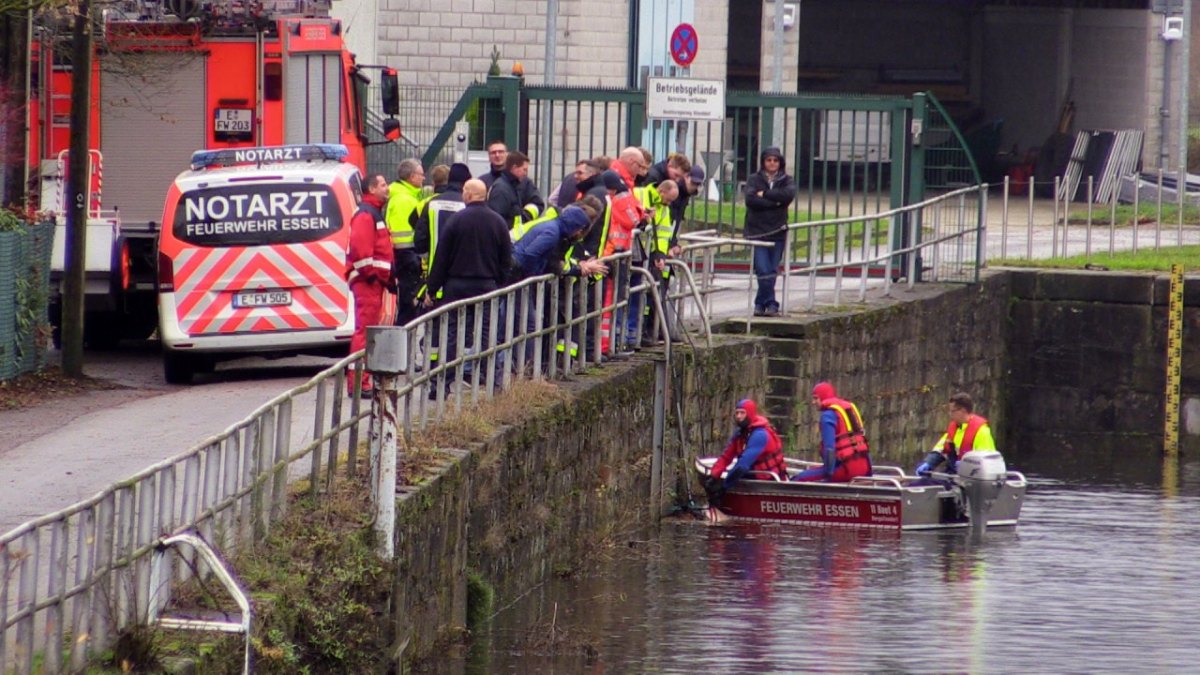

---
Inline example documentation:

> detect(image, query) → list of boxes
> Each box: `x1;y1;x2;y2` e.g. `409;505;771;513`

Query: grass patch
1067;202;1200;226
992;244;1200;272
413;379;567;450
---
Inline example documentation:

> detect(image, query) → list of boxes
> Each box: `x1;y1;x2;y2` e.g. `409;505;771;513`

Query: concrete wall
1007;269;1200;468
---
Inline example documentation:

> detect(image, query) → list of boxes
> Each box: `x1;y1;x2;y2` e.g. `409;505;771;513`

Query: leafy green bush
0;208;28;232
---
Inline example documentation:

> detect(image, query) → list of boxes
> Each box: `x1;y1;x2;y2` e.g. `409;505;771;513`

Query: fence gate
400;76;980;276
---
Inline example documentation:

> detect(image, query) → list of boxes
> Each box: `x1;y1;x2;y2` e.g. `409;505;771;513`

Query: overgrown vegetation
992;244;1200;272
132;467;394;674
413;380;567;451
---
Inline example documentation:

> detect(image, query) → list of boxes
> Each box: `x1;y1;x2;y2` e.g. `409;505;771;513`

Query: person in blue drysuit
791;381;872;482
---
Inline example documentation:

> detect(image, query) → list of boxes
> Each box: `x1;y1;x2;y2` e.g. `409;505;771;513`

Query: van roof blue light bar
190;144;349;170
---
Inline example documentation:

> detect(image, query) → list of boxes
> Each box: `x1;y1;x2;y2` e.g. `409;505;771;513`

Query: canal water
453;454;1200;673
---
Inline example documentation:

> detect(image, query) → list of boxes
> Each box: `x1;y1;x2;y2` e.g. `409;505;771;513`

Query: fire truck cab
29;0;400;350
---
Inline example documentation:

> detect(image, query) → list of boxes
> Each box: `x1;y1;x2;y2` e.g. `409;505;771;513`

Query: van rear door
164;182;350;336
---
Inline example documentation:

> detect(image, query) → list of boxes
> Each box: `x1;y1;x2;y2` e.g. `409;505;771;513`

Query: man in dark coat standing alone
743;146;796;317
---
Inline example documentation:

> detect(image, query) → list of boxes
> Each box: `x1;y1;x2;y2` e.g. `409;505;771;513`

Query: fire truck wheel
163;351;196;385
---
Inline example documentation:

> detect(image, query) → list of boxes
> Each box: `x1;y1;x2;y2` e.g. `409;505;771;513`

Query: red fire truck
28;0;399;348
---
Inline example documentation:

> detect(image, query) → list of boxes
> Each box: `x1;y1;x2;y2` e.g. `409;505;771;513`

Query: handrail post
366;325;409;561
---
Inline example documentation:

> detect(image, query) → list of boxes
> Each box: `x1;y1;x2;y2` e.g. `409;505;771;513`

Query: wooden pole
62;0;92;377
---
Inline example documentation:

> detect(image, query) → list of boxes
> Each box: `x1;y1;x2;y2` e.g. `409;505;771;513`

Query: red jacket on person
347;192;393;285
711;399;788;485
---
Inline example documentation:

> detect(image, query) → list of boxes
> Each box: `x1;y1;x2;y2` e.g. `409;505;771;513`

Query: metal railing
365;248;692;422
672;185;987;321
0;242;709;673
989;173;1200;262
778;184;986;312
1;360;369;673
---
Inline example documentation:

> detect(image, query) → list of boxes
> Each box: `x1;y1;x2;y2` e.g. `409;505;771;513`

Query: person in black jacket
480;140;507;189
414;163;469;263
486;151;545;228
425;179;513;398
743;146;796;317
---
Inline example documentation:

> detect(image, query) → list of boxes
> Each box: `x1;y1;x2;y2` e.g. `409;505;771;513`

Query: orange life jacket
943;414;988;460
602;191;644;256
821;396;871;481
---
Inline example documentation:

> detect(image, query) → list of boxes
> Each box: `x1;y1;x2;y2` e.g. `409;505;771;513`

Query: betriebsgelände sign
646;77;726;122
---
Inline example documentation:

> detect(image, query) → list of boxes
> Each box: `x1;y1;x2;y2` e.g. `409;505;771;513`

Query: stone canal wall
389;268;1200;663
738;273;1014;464
390;337;769;661
1006;269;1200;463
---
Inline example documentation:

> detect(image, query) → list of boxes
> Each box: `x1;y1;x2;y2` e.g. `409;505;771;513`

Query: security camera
1163;16;1183;42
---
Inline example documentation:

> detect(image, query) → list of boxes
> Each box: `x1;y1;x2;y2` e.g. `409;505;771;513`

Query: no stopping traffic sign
669;23;698;67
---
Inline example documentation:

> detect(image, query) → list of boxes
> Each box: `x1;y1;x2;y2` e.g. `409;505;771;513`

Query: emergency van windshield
172;183;342;247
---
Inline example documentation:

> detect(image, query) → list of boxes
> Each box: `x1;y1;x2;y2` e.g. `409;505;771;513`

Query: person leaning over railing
630;179;680;347
599;169;646;354
568;161;618;359
509;202;606;374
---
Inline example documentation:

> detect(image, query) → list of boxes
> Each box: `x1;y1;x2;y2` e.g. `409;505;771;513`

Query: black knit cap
448;163;472;184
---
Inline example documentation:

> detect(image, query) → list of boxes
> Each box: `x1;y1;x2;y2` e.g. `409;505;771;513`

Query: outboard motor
954;450;1007;532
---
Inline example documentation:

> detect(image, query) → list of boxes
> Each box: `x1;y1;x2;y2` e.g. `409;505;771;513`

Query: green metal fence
0;221;54;381
405;77;980;277
924;93;985;190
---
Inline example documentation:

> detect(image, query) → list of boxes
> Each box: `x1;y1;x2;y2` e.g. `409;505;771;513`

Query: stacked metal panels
1060;130;1144;203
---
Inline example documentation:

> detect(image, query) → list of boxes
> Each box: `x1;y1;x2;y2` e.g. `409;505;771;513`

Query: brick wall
375;0;634;88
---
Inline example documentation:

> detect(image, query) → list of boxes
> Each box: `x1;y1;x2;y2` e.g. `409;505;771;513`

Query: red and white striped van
158;144;362;383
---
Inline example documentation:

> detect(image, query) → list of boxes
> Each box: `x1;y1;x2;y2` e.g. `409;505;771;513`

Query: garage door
100;53;206;227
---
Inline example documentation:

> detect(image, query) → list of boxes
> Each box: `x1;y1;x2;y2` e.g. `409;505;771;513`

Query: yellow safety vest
511;206;559;242
385;180;422;249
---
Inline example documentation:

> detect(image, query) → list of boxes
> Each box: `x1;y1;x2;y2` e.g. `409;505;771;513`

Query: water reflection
459;462;1200;673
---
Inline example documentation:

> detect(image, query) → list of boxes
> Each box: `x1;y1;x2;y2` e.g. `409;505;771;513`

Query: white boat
694;451;1026;530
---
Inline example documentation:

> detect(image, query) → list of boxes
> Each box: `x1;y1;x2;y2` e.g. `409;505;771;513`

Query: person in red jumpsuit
346;173;394;397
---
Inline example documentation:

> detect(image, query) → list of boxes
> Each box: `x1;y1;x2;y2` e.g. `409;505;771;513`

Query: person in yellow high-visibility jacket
627;180;680;347
386;158;426;326
916;392;998;476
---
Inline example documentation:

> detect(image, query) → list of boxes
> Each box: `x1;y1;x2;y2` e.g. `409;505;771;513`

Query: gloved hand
917;451;945;476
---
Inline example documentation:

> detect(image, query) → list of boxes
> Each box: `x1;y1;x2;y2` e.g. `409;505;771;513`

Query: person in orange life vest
791;381;872;482
600;170;645;256
915;392;997;476
345;173;394;397
598;169;645;353
709;399;789;489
